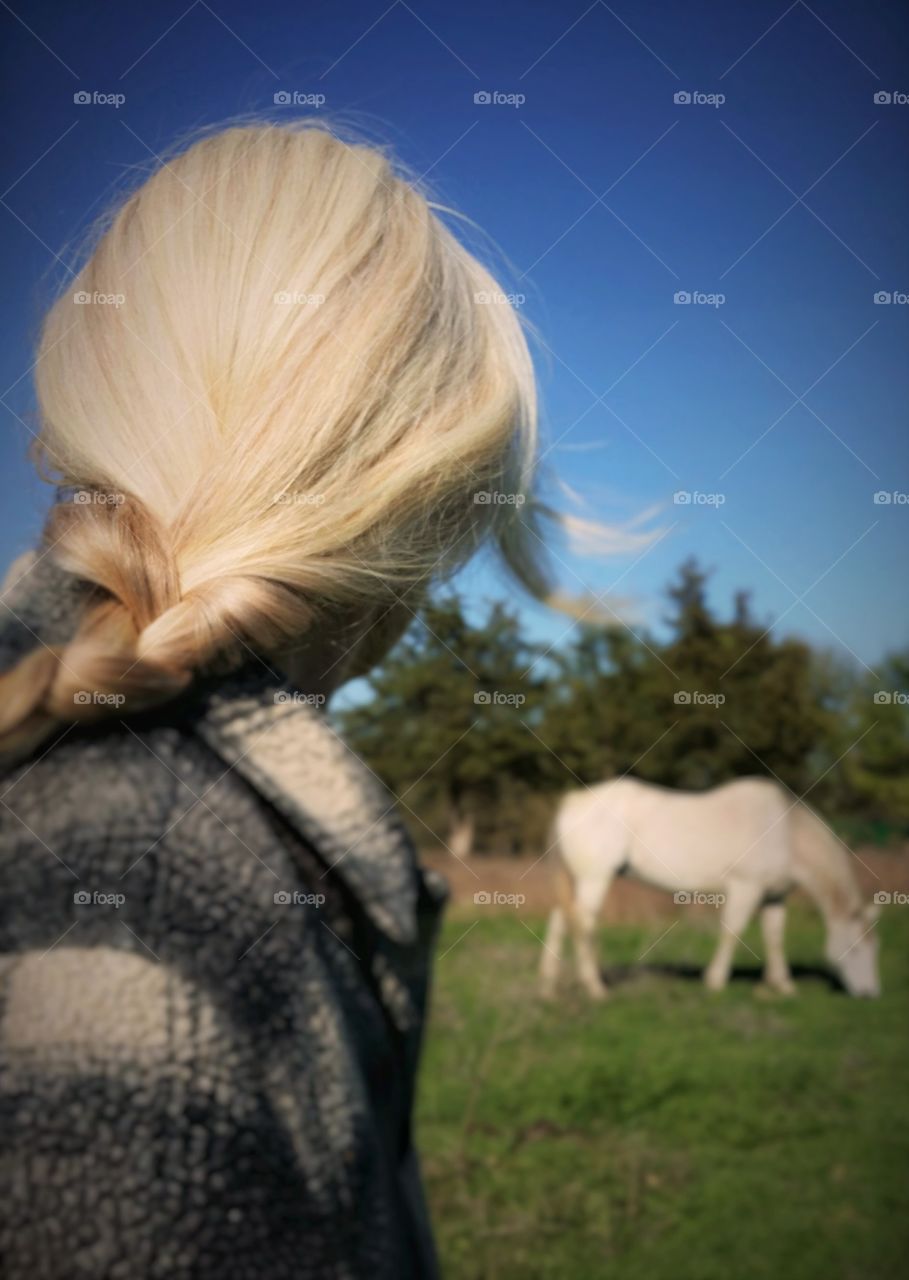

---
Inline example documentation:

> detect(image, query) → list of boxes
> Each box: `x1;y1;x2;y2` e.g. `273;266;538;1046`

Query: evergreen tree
336;596;547;856
835;650;909;828
335;566;903;855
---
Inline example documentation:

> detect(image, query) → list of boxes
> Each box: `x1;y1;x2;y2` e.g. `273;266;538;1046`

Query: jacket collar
0;551;419;944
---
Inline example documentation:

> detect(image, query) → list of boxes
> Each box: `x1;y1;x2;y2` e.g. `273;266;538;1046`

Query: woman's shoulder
0;712;335;987
0;719;219;849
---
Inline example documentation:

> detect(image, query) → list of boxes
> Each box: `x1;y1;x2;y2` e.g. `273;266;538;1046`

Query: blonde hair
0;121;562;755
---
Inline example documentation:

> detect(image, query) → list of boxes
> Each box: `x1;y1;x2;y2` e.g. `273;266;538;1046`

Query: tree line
336;560;909;857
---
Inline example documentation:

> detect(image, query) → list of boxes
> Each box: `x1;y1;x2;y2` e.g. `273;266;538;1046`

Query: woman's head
1;122;547;752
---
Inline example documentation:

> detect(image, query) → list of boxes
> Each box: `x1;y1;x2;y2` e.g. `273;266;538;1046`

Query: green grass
416;905;909;1279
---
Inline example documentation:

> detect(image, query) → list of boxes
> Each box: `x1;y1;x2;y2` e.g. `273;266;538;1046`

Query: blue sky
1;0;906;672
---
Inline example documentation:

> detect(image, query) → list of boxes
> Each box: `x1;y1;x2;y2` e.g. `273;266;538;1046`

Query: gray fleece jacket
0;554;445;1279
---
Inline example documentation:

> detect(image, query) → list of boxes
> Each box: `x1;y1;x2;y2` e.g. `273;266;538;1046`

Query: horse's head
825;902;881;997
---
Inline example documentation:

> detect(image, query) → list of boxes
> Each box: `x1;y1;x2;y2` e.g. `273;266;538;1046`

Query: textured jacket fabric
0;555;446;1279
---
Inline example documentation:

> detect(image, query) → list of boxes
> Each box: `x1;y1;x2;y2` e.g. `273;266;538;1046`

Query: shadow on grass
600;960;847;994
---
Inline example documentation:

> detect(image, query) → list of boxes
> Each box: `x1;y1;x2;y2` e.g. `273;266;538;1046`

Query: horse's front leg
539;906;566;999
704;878;762;992
760;900;796;994
567;871;613;1000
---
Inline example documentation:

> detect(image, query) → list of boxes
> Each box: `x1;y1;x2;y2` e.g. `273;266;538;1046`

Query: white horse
540;777;880;1000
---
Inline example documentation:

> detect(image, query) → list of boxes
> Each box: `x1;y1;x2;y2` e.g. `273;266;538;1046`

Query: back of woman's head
1;122;548;755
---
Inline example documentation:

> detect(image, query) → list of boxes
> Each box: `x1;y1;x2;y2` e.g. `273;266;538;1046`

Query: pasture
416;856;909;1280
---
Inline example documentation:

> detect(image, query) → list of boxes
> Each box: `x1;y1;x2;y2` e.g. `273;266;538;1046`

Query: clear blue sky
1;0;906;672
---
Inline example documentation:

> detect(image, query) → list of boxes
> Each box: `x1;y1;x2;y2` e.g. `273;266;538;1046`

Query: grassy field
416;902;909;1280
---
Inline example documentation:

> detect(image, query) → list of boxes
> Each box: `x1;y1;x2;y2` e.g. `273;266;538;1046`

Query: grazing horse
540;777;881;1000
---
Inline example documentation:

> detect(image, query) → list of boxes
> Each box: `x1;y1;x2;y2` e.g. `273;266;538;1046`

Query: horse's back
634;778;792;888
557;777;792;891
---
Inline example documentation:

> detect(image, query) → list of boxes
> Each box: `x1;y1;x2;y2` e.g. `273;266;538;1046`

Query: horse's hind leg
704;878;762;992
760;900;796;995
